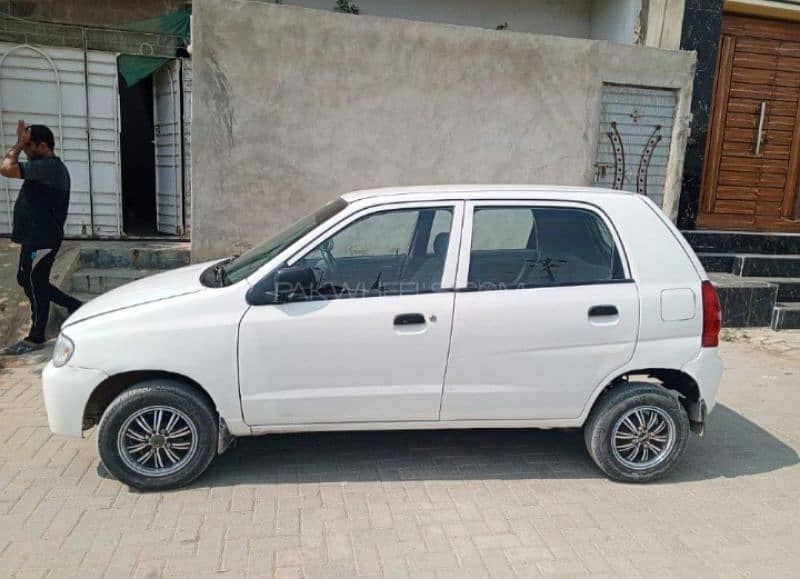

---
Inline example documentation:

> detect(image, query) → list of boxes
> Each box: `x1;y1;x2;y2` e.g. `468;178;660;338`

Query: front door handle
589;305;618;317
394;313;426;326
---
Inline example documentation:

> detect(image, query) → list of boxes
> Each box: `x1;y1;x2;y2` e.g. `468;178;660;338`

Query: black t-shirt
11;156;71;249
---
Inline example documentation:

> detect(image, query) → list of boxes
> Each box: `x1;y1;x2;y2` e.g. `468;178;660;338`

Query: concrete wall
4;0;187;27
284;0;593;38
643;0;686;49
591;0;639;44
191;0;695;261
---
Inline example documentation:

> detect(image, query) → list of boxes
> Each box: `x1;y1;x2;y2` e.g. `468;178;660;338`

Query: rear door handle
589;305;618;317
394;313;426;326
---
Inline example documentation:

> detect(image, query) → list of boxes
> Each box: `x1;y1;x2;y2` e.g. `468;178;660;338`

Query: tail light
701;280;721;348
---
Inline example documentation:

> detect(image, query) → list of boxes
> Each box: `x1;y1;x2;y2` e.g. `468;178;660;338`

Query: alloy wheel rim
117;405;198;477
610;406;676;470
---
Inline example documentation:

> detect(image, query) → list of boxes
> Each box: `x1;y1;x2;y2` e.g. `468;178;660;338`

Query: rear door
440;200;639;421
152;60;183;235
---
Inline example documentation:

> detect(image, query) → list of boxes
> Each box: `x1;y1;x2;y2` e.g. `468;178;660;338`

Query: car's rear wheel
584;382;690;483
97;380;217;490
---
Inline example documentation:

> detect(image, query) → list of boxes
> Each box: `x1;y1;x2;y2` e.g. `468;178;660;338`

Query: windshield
223;197;348;284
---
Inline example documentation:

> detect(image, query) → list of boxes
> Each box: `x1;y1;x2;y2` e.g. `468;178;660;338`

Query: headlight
52;334;75;368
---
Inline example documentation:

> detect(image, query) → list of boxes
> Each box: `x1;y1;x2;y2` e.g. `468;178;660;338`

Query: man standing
0;121;83;355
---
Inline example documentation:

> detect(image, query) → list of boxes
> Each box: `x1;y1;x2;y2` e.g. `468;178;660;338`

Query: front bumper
681;347;723;414
42;362;108;437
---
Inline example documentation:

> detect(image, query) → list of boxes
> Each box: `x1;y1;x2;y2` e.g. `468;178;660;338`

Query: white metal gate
594;84;677;208
182;59;192;236
153;60;184;236
0;42;121;238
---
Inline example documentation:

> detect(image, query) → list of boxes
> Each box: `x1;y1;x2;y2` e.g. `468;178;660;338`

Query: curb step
70;268;160;295
771;303;800;331
709;273;777;328
699;253;737;273
79;245;190;270
699;253;800;278
682;230;800;255
752;277;800;302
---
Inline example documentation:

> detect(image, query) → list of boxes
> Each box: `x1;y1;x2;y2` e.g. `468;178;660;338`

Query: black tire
97;380;218;491
584;382;690;483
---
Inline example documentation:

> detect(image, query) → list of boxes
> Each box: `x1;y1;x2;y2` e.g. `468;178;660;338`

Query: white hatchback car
43;186;722;489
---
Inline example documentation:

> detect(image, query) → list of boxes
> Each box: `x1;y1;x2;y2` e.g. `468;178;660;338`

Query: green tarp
118;9;190;87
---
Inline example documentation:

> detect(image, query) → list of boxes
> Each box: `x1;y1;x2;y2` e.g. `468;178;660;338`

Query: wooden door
697;15;800;231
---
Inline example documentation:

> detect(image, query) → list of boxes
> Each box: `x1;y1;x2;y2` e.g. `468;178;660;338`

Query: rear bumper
681;347;723;413
42;362;108;438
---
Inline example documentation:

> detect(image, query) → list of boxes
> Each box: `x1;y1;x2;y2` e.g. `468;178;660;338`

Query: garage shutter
594;84;677;208
0;42;121;238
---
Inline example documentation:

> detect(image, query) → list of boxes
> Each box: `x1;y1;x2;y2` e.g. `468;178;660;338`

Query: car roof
340;185;636;203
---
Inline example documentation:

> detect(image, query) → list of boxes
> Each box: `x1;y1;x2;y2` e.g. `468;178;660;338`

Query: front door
238;202;463;425
697;15;800;231
440;202;639;421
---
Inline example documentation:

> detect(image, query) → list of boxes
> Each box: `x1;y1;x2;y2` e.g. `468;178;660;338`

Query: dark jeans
17;245;82;344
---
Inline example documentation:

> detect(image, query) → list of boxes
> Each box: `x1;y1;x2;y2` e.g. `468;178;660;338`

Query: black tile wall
677;0;725;229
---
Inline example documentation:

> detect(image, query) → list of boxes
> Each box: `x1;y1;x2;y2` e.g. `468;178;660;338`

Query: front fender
42;362;108;437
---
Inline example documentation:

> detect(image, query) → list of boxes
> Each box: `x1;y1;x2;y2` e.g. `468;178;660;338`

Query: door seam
437;200;466;419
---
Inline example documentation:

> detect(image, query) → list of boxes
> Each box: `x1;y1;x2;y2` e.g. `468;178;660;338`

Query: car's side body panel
239;292;456;424
571;195;710;422
42;363;108;436
440;198;641;420
42;185;721;444
441;283;640;420
52;283;252;437
238;201;464;426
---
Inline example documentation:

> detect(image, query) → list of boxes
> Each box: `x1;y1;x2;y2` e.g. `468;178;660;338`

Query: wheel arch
589;368;702;422
83;370;217;431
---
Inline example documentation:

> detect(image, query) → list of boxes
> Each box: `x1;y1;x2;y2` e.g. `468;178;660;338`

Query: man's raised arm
0;121;28;179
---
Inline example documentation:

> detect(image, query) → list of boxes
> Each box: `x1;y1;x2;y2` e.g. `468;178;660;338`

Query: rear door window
467;206;625;290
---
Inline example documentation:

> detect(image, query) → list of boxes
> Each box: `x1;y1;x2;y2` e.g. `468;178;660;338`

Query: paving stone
0;338;797;576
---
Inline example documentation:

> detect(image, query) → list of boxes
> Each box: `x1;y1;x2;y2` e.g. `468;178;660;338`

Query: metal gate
594;84;677;208
181;58;192;236
0;42;121;238
153;59;184;236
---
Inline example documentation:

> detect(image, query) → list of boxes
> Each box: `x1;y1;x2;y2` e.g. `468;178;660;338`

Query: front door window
294;207;453;297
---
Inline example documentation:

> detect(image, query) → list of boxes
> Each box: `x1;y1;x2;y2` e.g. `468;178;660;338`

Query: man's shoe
2;340;44;356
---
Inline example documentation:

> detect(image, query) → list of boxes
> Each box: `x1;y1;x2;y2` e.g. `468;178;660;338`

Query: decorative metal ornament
607;121;625;190
637;125;662;196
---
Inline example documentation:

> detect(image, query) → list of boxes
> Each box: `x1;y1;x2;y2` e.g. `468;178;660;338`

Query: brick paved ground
0;333;798;578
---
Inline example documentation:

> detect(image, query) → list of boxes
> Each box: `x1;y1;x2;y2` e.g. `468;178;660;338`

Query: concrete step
750;277;800;302
683;230;800;255
699;253;800;278
79;244;190;271
734;254;800;278
771;303;800;331
71;268;159;295
709;273;778;328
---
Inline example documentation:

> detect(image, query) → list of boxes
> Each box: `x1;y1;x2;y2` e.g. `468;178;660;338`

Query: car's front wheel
97;380;218;490
584;382;690;483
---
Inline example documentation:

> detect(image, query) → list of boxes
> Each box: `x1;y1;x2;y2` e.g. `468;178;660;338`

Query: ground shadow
192;404;798;488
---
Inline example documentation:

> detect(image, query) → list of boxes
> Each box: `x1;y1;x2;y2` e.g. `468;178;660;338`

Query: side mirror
274;266;316;302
